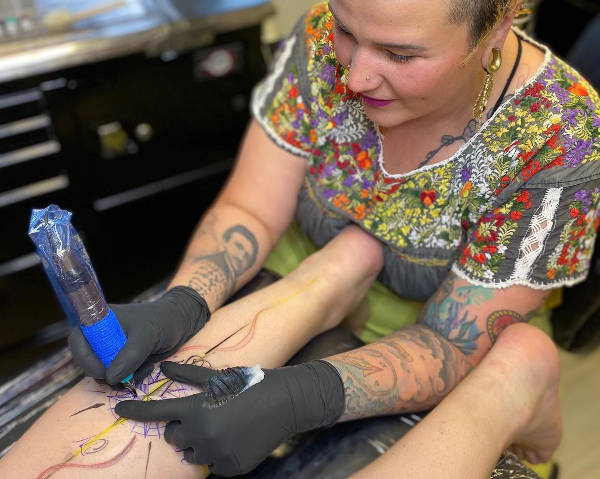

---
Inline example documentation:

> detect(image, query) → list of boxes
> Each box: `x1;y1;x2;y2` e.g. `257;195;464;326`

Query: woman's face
329;0;481;129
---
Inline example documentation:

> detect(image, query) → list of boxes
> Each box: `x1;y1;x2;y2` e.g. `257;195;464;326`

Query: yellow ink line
268;276;319;308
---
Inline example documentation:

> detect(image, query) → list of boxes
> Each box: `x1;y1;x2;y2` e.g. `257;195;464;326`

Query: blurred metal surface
0;0;273;83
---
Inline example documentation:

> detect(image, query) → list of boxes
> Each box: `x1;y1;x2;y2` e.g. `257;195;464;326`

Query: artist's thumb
160;361;216;386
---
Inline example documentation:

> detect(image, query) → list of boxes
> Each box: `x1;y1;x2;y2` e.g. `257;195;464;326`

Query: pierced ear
479;1;520;70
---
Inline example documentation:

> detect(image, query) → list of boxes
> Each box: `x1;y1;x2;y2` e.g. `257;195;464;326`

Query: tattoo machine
28;204;137;397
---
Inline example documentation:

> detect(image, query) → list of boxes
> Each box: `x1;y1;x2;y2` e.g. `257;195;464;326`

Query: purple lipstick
361;94;394;107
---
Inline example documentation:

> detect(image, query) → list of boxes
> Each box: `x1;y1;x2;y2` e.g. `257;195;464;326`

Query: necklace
489;33;523;118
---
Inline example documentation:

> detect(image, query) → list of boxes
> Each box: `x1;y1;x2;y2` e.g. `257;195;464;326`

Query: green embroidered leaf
497;222;518;245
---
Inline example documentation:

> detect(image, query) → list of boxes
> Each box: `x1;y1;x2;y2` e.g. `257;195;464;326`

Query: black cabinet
0;24;265;378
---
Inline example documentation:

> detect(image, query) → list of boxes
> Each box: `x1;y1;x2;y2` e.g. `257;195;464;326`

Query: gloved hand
68;286;210;385
115;359;346;477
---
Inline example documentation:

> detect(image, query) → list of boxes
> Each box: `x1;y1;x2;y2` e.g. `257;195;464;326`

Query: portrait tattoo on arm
187;222;259;304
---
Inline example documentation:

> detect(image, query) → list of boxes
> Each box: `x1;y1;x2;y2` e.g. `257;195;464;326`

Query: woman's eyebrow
328;4;426;52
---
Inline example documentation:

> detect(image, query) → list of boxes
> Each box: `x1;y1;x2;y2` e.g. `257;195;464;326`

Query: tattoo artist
70;0;599;477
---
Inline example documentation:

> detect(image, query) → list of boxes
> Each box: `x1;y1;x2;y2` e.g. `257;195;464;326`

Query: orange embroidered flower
547;269;556;280
569;264;577;274
310;129;318;144
460;181;472;197
357;151;372;170
568;83;589;96
333;193;350;207
354;204;366;219
420;190;436;207
361;188;370;199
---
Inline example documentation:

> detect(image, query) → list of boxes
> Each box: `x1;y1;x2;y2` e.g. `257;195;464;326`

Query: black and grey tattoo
187;221;259;304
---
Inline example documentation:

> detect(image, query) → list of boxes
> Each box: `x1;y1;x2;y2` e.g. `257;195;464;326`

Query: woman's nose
346;49;379;92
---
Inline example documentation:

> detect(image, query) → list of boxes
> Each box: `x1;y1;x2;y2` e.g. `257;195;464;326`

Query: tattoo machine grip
28;204;134;385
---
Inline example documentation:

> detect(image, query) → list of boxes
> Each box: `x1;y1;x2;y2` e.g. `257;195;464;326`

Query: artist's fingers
183;448;206;465
163;420;187;449
68;327;106;379
133;362;156;383
115;396;187;422
106;329;156;385
160;361;216;386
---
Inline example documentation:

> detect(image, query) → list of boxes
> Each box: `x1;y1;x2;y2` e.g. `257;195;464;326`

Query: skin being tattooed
187;217;259;305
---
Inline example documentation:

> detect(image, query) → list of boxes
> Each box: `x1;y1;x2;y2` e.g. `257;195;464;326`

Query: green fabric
265;222;552;342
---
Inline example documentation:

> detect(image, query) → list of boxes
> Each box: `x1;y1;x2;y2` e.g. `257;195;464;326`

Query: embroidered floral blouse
251;2;600;302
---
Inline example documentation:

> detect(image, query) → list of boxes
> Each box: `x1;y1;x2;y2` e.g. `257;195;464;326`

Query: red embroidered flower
420;190;436;207
516;191;530;203
570;208;580;218
289;86;299;98
511;211;523;221
474;253;487;264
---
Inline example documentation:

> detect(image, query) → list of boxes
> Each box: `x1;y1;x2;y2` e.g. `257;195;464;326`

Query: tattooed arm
326;272;550;421
168;119;307;311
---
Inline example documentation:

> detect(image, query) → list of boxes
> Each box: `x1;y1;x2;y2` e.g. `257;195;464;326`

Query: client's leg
349;322;562;479
0;226;383;479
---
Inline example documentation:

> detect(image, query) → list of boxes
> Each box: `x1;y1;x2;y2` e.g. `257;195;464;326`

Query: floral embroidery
546;188;600;280
459;190;533;279
253;2;600;291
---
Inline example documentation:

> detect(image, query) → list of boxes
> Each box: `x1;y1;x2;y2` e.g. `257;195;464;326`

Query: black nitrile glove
115;359;346;477
68;286;210;385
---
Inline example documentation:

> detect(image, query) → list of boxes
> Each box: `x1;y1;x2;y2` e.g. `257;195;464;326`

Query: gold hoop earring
473;48;502;120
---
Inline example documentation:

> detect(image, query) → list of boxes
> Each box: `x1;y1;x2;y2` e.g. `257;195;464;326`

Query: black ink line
71;403;105;417
144;442;152;479
204;324;249;356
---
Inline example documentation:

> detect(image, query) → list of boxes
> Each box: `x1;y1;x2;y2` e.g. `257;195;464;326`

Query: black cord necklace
489;33;523;117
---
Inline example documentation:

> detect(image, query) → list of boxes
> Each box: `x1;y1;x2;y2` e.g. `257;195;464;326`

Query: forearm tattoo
420;275;543;355
419;275;491;356
327;325;472;421
186;213;259;305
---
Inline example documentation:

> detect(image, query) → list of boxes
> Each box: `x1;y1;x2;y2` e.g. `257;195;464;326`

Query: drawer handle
0;174;69;208
0;252;40;277
0;115;51;139
0;89;42;110
93;160;232;211
0;140;61;169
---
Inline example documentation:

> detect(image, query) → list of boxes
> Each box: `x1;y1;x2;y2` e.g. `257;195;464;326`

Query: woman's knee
328;225;384;278
494;322;560;379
